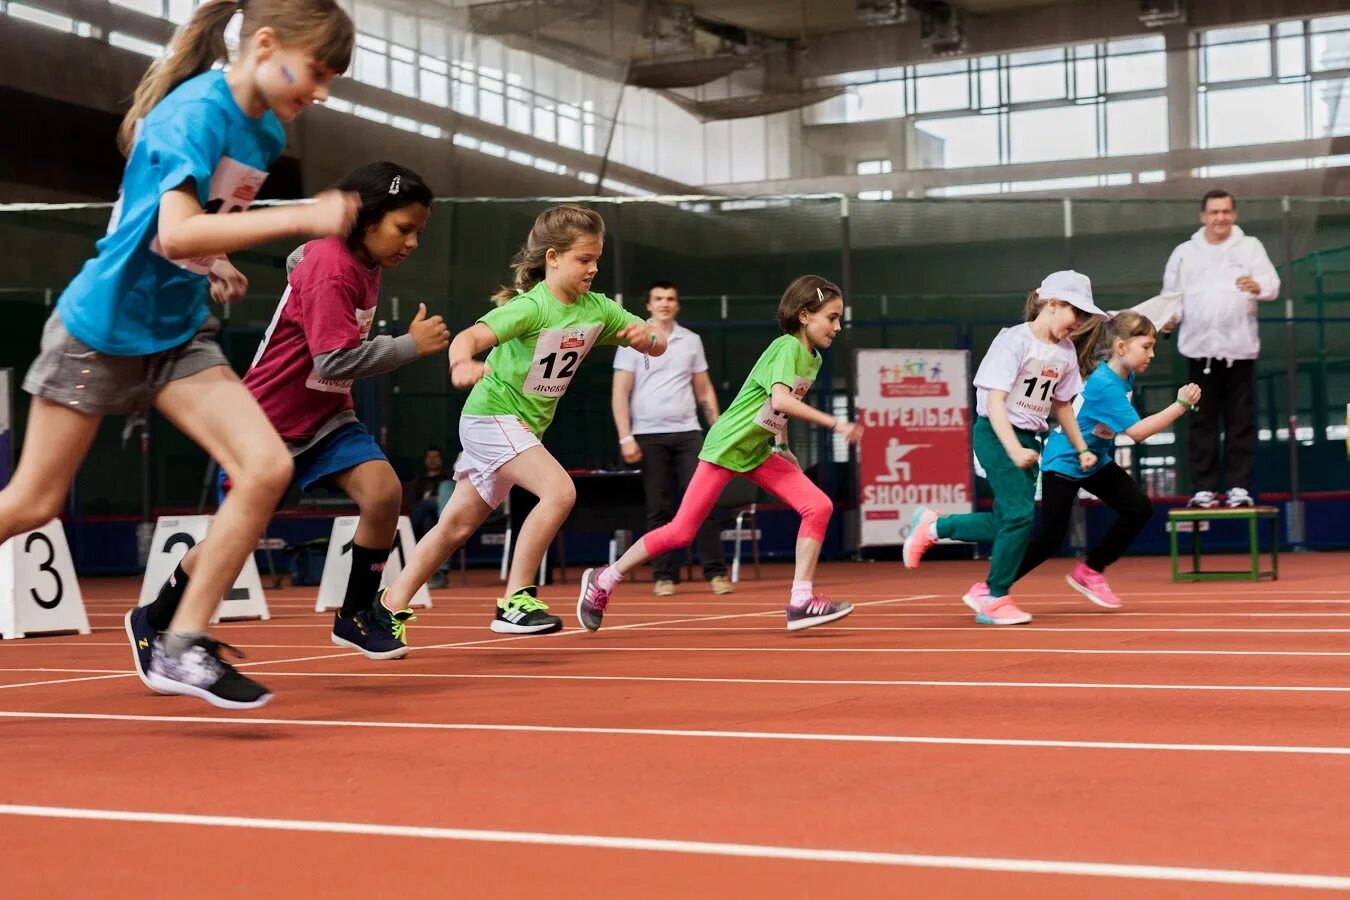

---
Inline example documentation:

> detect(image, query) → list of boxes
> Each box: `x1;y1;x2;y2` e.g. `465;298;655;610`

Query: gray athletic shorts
22;312;229;416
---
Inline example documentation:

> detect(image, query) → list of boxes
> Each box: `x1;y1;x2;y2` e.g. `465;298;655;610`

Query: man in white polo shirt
612;281;731;596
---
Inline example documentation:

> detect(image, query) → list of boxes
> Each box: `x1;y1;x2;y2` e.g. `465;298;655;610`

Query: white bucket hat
1037;270;1109;321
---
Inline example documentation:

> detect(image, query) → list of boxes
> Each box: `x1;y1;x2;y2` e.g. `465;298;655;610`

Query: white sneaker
1226;487;1254;508
1188;490;1220;509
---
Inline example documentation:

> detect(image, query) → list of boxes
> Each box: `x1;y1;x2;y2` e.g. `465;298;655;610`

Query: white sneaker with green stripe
491;587;564;634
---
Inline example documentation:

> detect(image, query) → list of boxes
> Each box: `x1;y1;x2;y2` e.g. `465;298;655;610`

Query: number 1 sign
315;516;431;613
0;519;90;639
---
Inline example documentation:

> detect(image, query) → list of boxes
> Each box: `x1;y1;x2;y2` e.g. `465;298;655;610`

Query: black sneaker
146;637;272;710
123;606;162;693
491;587;563;634
330;604;411;660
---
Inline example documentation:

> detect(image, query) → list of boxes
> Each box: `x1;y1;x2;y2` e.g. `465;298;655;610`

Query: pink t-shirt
243;236;381;442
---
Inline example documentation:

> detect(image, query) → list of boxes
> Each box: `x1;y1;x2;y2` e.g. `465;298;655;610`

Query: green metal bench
1167;506;1280;582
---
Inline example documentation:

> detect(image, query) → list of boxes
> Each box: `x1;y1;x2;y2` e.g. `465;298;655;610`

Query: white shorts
454;415;542;508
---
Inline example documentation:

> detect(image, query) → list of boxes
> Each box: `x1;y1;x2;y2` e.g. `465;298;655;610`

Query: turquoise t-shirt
699;333;821;473
463;281;643;436
57;71;285;355
1042;364;1140;479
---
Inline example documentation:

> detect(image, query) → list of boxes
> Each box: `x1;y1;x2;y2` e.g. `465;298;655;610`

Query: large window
1199;15;1350;148
807;34;1168;169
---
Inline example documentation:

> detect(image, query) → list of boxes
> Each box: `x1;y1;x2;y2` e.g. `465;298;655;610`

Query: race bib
522;325;601;396
305;308;376;394
1010;357;1064;419
754;375;814;434
1091;422;1116;441
151;156;269;275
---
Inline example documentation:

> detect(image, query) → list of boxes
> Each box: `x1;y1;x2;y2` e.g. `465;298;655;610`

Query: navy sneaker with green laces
331;594;415;660
491;586;563;634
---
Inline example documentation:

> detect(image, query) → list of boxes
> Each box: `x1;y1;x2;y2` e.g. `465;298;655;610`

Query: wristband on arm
1178;398;1199;414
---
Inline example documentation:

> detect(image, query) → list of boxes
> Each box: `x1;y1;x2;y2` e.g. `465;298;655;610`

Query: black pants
1017;463;1153;579
1187;357;1256;493
636;431;727;581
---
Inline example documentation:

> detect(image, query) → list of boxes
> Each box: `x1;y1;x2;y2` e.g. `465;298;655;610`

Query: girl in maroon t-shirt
127;162;450;681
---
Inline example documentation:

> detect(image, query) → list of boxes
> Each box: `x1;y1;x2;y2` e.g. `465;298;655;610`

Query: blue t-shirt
57;71;286;355
1041;364;1140;479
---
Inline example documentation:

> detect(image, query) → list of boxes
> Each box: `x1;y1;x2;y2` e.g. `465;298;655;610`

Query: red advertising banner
855;349;973;547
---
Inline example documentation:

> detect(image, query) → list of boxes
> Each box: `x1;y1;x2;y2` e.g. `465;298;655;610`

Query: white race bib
523;325;601;396
1010;357;1064;419
305;307;376;394
753;375;814;434
151;156;269;274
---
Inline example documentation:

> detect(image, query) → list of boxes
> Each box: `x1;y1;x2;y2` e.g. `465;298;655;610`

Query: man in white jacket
1163;190;1280;509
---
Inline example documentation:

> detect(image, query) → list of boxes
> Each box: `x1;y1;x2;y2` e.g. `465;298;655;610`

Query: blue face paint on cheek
280;64;297;84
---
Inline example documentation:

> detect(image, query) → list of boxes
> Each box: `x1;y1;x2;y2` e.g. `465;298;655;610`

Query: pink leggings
640;455;832;560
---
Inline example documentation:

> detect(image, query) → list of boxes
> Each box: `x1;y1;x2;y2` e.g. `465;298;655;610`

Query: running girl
577;275;864;633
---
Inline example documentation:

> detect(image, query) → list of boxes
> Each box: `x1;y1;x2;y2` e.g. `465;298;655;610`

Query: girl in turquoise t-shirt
1;0;358;710
1018;311;1201;609
577;275;864;633
381;204;662;635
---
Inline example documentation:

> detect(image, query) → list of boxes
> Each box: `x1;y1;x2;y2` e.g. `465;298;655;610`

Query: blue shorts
217;421;387;503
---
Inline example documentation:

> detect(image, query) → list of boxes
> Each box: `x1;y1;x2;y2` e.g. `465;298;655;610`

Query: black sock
342;544;391;619
145;563;189;632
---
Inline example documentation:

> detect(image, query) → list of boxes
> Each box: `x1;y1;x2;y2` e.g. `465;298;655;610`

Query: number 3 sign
0;519;90;639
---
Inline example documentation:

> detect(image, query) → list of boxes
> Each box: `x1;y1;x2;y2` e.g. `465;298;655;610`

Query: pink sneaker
962;582;1032;625
902;507;940;569
1065;561;1123;609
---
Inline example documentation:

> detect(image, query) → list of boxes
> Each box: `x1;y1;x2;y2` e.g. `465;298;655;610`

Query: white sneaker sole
786;604;853;632
1064;574;1122;610
490;618;563;634
144;672;272;710
330;632;410;660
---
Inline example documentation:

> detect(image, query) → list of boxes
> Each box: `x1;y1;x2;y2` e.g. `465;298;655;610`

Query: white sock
928;520;941;539
597;566;624;593
790;580;813;608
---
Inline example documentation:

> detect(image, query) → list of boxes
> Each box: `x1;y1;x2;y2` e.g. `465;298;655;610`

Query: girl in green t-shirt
577;275;864;633
380;204;663;636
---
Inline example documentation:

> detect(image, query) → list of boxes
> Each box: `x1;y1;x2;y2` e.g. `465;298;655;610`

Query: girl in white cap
902;270;1107;625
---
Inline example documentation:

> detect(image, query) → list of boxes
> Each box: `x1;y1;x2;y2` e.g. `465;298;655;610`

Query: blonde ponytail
119;0;238;156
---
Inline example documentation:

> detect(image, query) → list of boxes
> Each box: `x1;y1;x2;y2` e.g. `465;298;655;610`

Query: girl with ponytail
3;0;357;709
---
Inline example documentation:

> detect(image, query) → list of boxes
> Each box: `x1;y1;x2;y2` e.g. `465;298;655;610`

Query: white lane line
192;670;1350;694
1;804;1347;889
2;711;1349;757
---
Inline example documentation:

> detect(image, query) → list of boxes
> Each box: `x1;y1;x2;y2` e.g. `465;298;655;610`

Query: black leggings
1017;463;1153;580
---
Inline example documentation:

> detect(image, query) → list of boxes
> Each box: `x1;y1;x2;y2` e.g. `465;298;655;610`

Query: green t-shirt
463;281;643;436
699;333;821;473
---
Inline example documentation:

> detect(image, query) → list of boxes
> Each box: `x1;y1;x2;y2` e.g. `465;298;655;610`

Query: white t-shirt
614;322;709;435
974;323;1083;433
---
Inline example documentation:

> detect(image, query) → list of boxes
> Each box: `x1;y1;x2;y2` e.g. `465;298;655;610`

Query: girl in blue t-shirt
1017;311;1201;608
0;0;359;710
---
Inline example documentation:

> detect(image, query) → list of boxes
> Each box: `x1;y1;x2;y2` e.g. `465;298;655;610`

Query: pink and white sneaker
576;567;612;632
902;507;940;569
1065;561;1123;609
962;582;1032;625
785;595;854;632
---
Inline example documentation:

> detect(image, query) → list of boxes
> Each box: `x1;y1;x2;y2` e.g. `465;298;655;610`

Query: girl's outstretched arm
447;323;499;390
157;188;358;260
770;383;863;444
1123;383;1201;443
